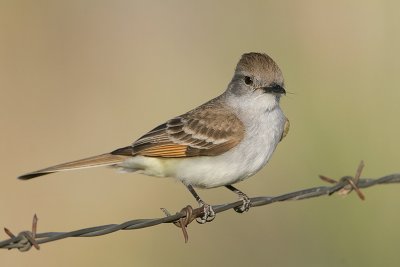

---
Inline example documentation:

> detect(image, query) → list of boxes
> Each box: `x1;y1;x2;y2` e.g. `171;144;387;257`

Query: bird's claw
234;194;251;213
196;202;216;224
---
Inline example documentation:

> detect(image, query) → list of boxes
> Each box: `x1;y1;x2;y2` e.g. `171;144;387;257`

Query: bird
18;52;289;223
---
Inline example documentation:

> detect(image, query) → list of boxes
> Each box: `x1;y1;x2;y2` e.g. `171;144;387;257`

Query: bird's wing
112;103;245;158
280;118;290;141
19;101;245;179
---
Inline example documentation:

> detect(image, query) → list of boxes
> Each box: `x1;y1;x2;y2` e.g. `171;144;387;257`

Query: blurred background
1;0;399;266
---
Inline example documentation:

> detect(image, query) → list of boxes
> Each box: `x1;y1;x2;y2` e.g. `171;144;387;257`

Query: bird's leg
185;184;215;224
225;185;251;213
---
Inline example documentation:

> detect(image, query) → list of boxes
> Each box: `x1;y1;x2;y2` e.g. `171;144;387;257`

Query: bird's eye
244;76;253;85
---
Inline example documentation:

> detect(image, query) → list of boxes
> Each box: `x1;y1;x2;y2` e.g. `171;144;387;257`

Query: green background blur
1;1;400;266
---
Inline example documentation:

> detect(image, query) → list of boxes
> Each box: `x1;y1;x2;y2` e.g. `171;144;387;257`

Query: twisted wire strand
1;165;399;251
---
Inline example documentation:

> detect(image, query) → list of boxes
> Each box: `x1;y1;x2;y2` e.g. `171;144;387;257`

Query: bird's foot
196;201;216;224
234;193;251;213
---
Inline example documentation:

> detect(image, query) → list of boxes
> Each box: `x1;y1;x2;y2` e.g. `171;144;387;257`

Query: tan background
1;1;400;266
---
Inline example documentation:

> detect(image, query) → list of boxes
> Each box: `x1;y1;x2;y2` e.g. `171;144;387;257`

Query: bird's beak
262;84;286;95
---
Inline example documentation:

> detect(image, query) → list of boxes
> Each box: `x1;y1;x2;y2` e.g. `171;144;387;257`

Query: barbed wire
1;161;399;251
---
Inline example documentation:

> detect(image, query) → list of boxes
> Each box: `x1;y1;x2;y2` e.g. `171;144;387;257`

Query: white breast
171;105;286;188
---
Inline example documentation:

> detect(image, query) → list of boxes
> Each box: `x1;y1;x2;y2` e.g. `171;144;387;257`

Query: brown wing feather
138;144;188;157
119;99;245;158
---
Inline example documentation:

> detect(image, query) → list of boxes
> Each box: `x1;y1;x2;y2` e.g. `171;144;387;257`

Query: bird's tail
18;153;128;180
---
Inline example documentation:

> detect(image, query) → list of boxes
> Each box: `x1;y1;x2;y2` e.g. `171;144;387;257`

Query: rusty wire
1;161;400;251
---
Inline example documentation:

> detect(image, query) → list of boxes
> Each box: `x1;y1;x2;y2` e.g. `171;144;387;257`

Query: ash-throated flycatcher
19;52;289;223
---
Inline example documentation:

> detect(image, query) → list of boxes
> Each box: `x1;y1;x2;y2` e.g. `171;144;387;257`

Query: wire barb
319;161;365;200
3;214;40;252
161;205;197;243
1;162;399;251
